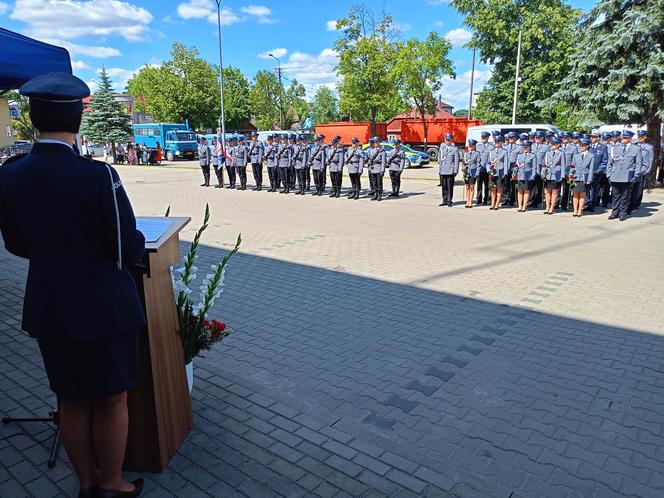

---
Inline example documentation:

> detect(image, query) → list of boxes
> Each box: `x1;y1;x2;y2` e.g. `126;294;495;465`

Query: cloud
445;28;473;48
434;20;444;28
392;22;412;33
258;47;287;60
326;19;339;31
72;60;90;70
39;39;122;57
438;66;493;109
10;0;153;42
0;2;9;15
240;5;276;23
281;48;339;97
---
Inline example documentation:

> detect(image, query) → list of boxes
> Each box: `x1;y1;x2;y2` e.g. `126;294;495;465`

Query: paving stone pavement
2;165;664;497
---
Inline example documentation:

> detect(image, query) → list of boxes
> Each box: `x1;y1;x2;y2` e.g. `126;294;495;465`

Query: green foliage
6;91;37;141
451;0;580;124
80;68;132;144
128;43;250;130
334;5;407;129
249;70;307;130
453;109;469;118
310;86;340;124
394;32;455;142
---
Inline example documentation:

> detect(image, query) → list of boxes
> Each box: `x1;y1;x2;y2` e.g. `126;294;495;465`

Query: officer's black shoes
620;216;627;221
377;194;382;201
329;190;336;197
335;190;341;198
448;202;453;207
98;478;144;498
438;202;446;206
200;183;207;187
608;214;618;219
215;184;222;188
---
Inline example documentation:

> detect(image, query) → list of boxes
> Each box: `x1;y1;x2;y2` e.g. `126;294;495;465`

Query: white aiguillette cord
104;163;123;270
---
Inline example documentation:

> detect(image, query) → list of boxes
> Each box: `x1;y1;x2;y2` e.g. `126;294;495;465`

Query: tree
128;43;250;131
394;32;455;144
249;70;307;130
6;91;37;141
451;0;580;124
453;109;469;118
310;86;340;125
334;5;407;134
80;68;132;158
551;0;663;184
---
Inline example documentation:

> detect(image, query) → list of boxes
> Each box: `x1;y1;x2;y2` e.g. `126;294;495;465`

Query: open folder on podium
125;216;193;472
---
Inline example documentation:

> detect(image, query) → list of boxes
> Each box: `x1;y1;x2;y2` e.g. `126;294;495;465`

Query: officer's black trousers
585;174;601;209
598;172;611;207
475;169;489;204
296;169;306;191
440;174;455;204
251;162;263;187
502;168;516;205
390;170;402;193
213;164;223;185
348;172;361;193
237;166;247;188
330;171;342;191
628;177;644;212
559;181;570;210
305;166;311;189
529;176;543;208
289;166;296;188
267;167;278;190
200;164;210;185
368;170;376;193
225;164;236;186
370;172;384;193
611;182;631;218
279;167;290;190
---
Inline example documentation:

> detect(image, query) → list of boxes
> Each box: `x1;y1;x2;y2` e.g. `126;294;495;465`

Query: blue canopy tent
0;27;72;93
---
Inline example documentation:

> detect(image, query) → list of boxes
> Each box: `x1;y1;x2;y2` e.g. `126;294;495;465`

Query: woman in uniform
570;139;595;217
463;139;480;208
515;141;537;212
488;135;509;210
542;138;566;214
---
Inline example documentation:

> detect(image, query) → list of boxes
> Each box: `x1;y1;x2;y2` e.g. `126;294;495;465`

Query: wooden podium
125;216;193;472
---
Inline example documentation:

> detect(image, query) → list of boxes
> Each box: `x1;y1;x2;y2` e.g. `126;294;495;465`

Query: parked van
133;123;198;161
465;124;562;146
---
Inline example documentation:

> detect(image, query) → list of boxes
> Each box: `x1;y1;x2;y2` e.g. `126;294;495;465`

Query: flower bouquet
173;204;242;365
488;162;497;189
541;163;549;181
462;160;470;183
567;164;577;189
512;165;520;189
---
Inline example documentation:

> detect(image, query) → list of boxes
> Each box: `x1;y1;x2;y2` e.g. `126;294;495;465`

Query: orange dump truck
314;122;387;146
401;119;485;160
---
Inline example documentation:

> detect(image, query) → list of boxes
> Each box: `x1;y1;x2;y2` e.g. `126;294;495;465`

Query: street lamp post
215;0;226;148
268;53;284;130
511;30;523;125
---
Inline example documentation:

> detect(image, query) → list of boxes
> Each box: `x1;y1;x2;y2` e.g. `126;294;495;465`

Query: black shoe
620;216;627;221
608;214;618;220
371;194;377;201
252;186;258;191
329;190;336;197
439;202;446;206
214;184;222;188
448;202;453;207
200;183;207;187
335;190;341;198
377;193;382;201
388;192;396;197
79;487;99;498
98;478;144;498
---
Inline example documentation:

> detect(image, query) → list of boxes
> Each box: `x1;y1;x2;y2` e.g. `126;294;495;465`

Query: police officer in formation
607;130;643;221
248;131;265;190
277;135;293;194
366;137;387;201
264;134;279;192
437;133;460;207
463;139;480;208
293;135;310;195
345;137;364;199
309;134;328;196
327;136;345;198
233;136;249;190
475;131;492;204
198;136;211;187
387;140;407;197
225;136;237;189
487;135;509;209
515;140;536;212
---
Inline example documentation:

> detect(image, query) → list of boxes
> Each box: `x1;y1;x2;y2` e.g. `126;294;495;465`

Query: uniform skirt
38;330;139;400
545;180;561;190
491;176;504;189
572;182;586;193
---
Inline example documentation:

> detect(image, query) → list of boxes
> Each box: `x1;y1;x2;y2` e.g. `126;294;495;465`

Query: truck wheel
426;147;439;163
166;151;174;162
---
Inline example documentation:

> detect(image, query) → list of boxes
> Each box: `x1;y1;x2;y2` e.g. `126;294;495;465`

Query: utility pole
268;53;284;130
511;30;522;125
468;46;476;120
215;0;226;148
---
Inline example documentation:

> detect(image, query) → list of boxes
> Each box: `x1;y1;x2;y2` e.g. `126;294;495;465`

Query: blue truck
132;123;198;161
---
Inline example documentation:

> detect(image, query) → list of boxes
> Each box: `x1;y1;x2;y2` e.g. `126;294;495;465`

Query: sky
0;0;596;111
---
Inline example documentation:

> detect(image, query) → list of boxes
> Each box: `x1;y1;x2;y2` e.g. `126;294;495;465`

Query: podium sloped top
137;217;191;253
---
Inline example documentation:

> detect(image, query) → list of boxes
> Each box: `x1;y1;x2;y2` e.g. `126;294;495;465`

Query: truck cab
133;123;198;161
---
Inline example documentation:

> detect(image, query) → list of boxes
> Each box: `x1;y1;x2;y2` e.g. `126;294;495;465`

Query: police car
362;141;428;168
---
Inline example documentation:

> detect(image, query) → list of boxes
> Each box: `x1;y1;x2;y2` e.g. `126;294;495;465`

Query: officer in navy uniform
309;134;328;196
584;131;608;212
0;73;145;498
345;137;364;199
248;131;265;190
630;130;653;212
606;130;642;221
366;137;386;201
437;133;460;207
264;135;279;192
293;135;310;195
475;131;492;205
387;140;407;197
277;135;293;194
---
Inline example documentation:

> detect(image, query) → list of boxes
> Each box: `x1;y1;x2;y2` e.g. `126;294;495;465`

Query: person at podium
0;72;146;498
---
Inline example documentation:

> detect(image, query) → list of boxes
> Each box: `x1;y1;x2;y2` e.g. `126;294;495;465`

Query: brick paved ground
2;165;664;497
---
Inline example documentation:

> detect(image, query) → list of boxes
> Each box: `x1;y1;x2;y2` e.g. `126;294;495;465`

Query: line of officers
197;131;407;201
439;129;654;220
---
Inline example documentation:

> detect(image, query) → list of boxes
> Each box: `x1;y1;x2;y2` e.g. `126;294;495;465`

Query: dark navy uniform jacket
0;142;146;340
